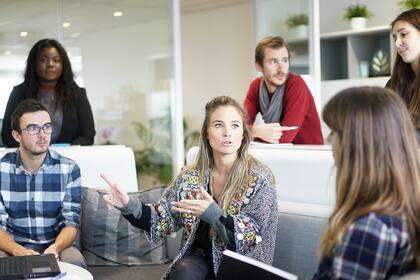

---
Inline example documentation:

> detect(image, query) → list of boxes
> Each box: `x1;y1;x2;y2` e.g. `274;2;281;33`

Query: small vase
350;17;366;30
295;25;308;38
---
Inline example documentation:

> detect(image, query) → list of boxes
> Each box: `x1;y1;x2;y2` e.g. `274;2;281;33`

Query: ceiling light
113;11;123;17
20;31;28;37
71;32;80;38
62;22;71;28
4;50;11;56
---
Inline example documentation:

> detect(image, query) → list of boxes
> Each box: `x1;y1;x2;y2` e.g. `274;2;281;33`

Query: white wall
181;2;255;132
81;19;172;148
320;0;400;33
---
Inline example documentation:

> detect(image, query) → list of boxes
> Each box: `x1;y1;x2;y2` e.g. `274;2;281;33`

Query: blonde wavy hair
196;96;254;210
320;87;420;265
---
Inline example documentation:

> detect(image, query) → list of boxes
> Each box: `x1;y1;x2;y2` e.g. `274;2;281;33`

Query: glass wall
0;0;178;188
255;0;311;75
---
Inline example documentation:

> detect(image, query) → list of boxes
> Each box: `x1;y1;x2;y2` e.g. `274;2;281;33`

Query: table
36;262;94;280
56;262;94;280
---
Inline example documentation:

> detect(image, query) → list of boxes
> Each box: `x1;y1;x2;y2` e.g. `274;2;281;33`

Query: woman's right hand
96;173;130;209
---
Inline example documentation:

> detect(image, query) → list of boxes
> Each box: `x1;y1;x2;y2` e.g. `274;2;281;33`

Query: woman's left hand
171;186;214;217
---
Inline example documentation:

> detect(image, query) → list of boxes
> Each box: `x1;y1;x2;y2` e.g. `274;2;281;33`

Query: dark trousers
168;249;215;280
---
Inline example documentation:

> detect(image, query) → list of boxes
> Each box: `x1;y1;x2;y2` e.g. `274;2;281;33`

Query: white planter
350;17;366;30
295;25;308;38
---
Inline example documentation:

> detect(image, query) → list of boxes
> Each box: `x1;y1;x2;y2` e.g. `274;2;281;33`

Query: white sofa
0;145;138;193
186;145;336;206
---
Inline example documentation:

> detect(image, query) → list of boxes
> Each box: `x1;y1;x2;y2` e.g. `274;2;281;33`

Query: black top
123;199;235;251
1;82;96;147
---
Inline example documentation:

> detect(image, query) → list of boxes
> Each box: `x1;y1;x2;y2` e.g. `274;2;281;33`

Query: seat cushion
81;186;168;266
273;209;328;279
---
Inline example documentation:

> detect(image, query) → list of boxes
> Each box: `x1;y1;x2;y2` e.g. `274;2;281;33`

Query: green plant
398;0;420;10
342;3;373;21
286;14;309;28
132;117;200;185
132;118;173;184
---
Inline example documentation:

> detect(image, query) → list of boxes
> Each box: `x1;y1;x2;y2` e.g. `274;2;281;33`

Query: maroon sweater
244;73;323;144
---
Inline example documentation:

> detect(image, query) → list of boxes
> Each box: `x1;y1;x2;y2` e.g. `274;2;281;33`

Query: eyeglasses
20;123;53;135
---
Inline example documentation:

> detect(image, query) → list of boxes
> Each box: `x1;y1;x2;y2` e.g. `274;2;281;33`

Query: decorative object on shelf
286;14;309;38
398;0;420;10
342;3;373;30
370;49;390;77
359;61;369;78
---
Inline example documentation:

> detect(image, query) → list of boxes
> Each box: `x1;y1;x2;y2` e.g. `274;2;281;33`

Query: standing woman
387;8;420;138
97;96;278;279
314;87;420;279
1;38;95;147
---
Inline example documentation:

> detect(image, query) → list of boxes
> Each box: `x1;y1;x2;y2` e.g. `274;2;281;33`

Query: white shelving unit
321;25;392;80
289;25;393;80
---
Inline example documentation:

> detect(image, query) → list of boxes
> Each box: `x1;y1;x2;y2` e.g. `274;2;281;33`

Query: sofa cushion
273;201;330;279
81;186;168;266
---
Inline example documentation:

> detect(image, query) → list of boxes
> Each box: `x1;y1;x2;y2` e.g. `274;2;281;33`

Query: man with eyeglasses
0;99;85;268
243;36;323;144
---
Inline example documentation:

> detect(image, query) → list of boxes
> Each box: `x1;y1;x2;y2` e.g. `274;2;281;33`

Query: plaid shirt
0;149;81;248
314;213;416;280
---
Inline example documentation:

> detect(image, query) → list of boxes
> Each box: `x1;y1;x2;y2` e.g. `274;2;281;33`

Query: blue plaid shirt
314;213;416;280
0;149;81;248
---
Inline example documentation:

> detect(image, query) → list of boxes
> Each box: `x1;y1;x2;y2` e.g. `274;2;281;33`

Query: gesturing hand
171;186;214;217
94;174;130;209
252;123;298;143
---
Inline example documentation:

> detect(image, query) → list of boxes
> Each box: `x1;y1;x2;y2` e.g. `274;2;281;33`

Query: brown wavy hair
388;8;420;130
320;87;420;265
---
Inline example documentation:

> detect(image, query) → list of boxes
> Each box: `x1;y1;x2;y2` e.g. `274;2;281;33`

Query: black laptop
217;250;298;280
0;254;60;279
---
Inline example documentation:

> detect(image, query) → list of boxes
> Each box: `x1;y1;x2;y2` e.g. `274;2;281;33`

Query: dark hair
11;99;50;132
24;38;76;107
255;36;291;66
389;9;420;129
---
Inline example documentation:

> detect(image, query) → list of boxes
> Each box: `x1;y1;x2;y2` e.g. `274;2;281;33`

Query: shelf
321;25;390;39
321;27;392;81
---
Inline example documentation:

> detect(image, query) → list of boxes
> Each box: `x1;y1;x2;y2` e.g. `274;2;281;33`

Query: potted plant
398;0;420;10
286;14;309;38
343;3;373;30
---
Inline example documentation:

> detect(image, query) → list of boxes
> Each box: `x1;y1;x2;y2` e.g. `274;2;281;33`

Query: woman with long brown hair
386;8;420;138
314;87;420;279
97;96;278;280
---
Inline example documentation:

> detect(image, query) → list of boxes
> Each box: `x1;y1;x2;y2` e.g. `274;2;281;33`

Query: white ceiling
0;0;250;56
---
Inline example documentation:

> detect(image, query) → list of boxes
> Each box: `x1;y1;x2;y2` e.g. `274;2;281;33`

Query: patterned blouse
145;160;278;279
314;213;417;279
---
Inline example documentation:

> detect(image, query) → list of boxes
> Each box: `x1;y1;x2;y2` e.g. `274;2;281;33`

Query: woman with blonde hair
97;96;278;279
314;87;420;279
386;8;420;138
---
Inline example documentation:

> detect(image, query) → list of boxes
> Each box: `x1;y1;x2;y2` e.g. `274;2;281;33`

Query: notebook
0;254;61;279
217;250;298;280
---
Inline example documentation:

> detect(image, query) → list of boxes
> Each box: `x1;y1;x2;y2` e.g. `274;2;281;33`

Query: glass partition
255;0;311;75
0;0;178;188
